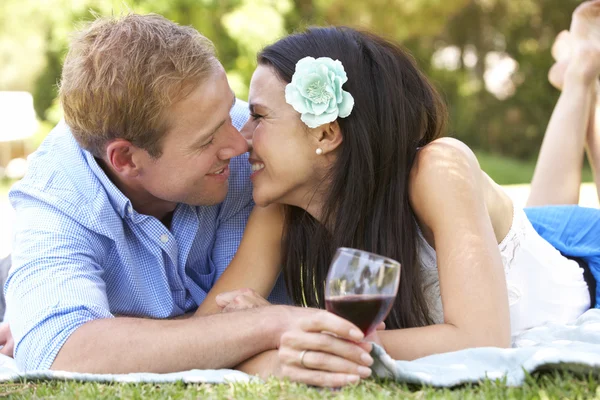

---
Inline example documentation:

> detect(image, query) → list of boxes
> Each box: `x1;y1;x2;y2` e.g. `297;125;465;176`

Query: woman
195;24;596;387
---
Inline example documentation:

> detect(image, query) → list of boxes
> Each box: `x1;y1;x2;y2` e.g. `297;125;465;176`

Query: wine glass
325;247;401;336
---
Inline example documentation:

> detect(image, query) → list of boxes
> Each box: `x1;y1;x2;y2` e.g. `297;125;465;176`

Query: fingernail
346;374;360;383
349;329;364;340
361;353;374;365
358;366;372;378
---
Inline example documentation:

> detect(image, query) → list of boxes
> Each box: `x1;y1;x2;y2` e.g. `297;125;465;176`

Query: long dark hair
258;27;447;329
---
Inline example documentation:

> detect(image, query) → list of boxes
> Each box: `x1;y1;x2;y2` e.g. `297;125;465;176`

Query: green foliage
0;0;589;160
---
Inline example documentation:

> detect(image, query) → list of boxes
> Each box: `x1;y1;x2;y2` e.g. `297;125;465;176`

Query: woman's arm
379;138;511;360
195;204;285;316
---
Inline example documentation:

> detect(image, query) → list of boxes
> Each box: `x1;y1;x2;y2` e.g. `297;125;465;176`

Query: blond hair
59;13;219;157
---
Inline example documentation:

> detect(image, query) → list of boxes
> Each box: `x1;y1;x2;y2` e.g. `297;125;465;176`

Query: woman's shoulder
409;137;514;243
413;137;479;172
409;137;481;199
407;138;481;240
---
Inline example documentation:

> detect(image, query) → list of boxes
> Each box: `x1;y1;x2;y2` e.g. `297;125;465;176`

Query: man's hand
216;288;271;313
0;323;14;357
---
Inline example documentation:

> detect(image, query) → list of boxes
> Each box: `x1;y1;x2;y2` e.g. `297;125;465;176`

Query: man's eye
250;113;263;120
202;138;214;148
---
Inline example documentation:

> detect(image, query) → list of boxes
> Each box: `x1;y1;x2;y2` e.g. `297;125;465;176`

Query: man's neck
96;158;176;222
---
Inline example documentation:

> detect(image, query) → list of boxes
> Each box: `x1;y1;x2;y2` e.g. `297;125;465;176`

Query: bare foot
552;30;572;61
548;1;600;90
571;0;600;44
548;60;569;90
565;41;600;85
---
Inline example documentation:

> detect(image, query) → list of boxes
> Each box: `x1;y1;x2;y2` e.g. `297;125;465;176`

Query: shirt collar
83;149;134;219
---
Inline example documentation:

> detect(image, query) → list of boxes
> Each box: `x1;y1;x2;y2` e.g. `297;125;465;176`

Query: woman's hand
276;310;374;387
216;288;271;313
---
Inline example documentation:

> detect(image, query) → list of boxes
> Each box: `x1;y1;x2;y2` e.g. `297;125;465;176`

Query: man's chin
186;190;228;207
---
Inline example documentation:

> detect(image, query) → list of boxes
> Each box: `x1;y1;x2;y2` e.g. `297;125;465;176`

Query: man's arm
51;307;287;373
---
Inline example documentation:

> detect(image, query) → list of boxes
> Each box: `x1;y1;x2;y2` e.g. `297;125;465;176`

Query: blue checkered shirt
5;100;289;371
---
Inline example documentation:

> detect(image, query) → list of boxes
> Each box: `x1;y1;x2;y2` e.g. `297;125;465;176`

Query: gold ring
299;350;308;368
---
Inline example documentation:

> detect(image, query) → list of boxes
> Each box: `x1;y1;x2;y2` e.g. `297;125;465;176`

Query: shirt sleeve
6;188;114;371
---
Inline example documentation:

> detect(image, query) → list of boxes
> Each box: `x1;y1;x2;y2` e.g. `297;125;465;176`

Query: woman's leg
588;88;600;200
528;30;600;206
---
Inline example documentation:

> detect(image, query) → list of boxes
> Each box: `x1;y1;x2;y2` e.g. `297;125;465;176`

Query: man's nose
218;126;249;160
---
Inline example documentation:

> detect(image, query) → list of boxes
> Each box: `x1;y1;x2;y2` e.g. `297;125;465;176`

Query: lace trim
417;204;525;274
416;205;528;324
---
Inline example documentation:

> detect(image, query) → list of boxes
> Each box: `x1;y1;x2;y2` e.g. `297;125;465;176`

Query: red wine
325;294;395;336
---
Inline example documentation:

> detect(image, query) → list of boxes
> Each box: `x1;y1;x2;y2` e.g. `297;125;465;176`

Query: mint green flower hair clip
284;56;355;128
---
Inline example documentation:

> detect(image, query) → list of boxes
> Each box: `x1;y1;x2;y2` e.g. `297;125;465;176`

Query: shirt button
127;205;133;215
160;234;169;243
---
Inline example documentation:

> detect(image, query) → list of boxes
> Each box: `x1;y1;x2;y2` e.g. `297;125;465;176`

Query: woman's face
240;65;329;208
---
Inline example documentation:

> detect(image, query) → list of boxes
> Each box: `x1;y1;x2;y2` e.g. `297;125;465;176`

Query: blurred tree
0;0;585;160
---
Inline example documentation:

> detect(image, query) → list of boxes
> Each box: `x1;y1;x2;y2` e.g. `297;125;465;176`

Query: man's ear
105;139;140;178
313;120;343;154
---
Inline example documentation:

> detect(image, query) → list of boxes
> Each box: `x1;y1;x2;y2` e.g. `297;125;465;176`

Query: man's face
134;66;248;208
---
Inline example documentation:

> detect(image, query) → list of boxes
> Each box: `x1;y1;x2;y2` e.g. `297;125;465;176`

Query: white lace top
417;207;590;335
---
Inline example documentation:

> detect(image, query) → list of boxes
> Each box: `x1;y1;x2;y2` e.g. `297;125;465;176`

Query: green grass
476;151;595;186
1;372;599;399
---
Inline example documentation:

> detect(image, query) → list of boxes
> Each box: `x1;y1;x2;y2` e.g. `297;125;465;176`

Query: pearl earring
316;148;323;155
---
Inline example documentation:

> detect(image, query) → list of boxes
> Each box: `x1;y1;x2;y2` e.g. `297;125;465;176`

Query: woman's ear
313;120;343;154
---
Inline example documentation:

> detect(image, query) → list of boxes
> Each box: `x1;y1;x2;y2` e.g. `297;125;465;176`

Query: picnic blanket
1;308;600;386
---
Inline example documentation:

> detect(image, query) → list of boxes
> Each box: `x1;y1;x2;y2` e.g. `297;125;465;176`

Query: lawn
476;152;595;186
2;372;599;399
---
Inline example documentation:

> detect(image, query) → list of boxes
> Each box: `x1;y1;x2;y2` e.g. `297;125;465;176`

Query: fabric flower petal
311;100;329;115
285;84;309;114
285;56;354;128
301;109;339;128
337;91;355;118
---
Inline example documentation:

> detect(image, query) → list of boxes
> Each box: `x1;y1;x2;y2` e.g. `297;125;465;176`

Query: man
4;13;301;373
